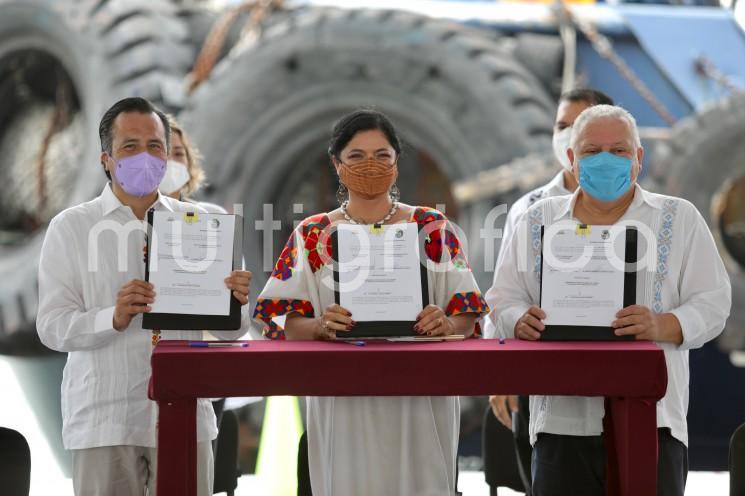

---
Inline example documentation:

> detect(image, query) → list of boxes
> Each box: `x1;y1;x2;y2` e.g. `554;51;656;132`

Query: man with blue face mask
484;88;612;493
490;89;614;270
36;97;254;496
489;105;731;496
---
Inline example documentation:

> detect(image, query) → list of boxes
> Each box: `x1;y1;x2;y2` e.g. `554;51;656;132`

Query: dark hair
327;109;402;159
559;88;614;107
99;97;171;156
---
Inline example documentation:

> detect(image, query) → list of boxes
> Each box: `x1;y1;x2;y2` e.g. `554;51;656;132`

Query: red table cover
149;339;667;496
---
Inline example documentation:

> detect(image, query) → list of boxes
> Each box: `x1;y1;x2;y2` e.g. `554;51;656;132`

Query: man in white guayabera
488;104;731;496
484;88;613;491
36;97;253;496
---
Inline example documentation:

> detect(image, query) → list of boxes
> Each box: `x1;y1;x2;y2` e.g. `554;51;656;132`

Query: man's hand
225;270;252;305
113;280;155;331
489;395;519;430
612;305;683;344
514;306;546;340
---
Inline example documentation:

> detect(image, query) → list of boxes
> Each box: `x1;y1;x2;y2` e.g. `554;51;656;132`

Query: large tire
177;3;292;93
645;91;745;470
512;32;564;100
177;4;251;69
180;6;555;292
0;0;194;355
647;91;745;350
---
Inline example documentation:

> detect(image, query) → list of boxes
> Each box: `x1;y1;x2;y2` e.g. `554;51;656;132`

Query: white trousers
71;442;213;496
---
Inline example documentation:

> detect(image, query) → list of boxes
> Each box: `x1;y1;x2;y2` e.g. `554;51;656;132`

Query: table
149;339;667;496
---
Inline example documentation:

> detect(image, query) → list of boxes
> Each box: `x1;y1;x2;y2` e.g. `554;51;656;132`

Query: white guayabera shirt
483;171;571;338
487;184;731;446
36;184;251;450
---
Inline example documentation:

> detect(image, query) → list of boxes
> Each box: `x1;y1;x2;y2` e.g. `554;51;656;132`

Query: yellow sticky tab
369;224;384;235
183;211;199;223
575;224;591;236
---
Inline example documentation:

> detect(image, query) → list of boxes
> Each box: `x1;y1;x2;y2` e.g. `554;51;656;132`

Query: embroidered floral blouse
254;207;488;338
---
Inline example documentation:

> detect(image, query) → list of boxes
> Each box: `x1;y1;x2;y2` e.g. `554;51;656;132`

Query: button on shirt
36;184;249;450
488;184;731;446
483;171;571;338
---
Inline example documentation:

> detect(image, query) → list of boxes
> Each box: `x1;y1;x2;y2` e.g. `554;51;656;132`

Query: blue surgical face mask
578;151;633;202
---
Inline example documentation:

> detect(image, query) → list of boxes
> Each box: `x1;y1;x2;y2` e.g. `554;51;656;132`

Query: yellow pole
255;396;304;495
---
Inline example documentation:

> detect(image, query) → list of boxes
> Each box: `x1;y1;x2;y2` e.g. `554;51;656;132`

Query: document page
337;223;423;322
149;211;235;316
541;225;626;327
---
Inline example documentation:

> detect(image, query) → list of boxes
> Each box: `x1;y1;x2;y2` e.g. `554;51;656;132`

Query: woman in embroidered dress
253;109;488;496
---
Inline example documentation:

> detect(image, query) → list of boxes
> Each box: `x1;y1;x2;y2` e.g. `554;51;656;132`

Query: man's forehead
556;100;590;119
577;118;633;142
113;111;164;137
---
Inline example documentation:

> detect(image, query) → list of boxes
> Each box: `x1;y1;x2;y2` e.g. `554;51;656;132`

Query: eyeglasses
342;152;396;167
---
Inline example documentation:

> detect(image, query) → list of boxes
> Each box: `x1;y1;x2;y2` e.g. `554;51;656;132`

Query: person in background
253;109;488;496
36;97;253;496
486;88;614;334
159;115;260;441
160;115;227;214
489;104;730;496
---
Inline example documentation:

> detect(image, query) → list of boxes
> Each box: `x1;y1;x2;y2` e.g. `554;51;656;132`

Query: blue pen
189;342;248;348
342;340;366;347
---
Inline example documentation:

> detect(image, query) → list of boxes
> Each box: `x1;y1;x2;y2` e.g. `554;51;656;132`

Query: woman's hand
414;304;456;337
315;304;355;340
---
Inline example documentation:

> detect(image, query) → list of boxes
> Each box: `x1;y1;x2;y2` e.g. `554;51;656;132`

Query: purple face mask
113;152;167;197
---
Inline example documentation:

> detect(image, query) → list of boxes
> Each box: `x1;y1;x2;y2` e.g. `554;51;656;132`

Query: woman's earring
390;183;400;203
336;183;349;205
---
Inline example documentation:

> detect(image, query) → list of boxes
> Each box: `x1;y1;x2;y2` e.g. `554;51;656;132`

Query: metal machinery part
0;0;197;475
180;6;556;293
0;0;195;354
643;91;745;469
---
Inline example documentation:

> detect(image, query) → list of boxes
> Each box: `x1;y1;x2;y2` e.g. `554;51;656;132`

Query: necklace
341;200;398;225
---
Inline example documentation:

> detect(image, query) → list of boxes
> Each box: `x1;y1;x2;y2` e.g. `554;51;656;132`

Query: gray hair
570;104;641;150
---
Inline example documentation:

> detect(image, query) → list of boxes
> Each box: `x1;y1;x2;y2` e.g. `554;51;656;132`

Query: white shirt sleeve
209;253;264;340
198;203;262;340
483;196;530;338
497;195;529;263
669;208;731;350
36;216;119;352
486;211;535;339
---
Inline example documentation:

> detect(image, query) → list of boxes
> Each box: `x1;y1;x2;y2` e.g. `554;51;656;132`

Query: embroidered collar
552;183;662;222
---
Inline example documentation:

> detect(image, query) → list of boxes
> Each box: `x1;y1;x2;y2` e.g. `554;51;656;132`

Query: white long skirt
306;396;459;496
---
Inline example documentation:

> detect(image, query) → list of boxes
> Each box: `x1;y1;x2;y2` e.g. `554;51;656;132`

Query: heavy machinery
0;0;743;483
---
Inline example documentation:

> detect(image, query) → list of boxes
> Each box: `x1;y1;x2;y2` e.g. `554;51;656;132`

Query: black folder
143;209;243;330
539;225;637;341
331;224;429;338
